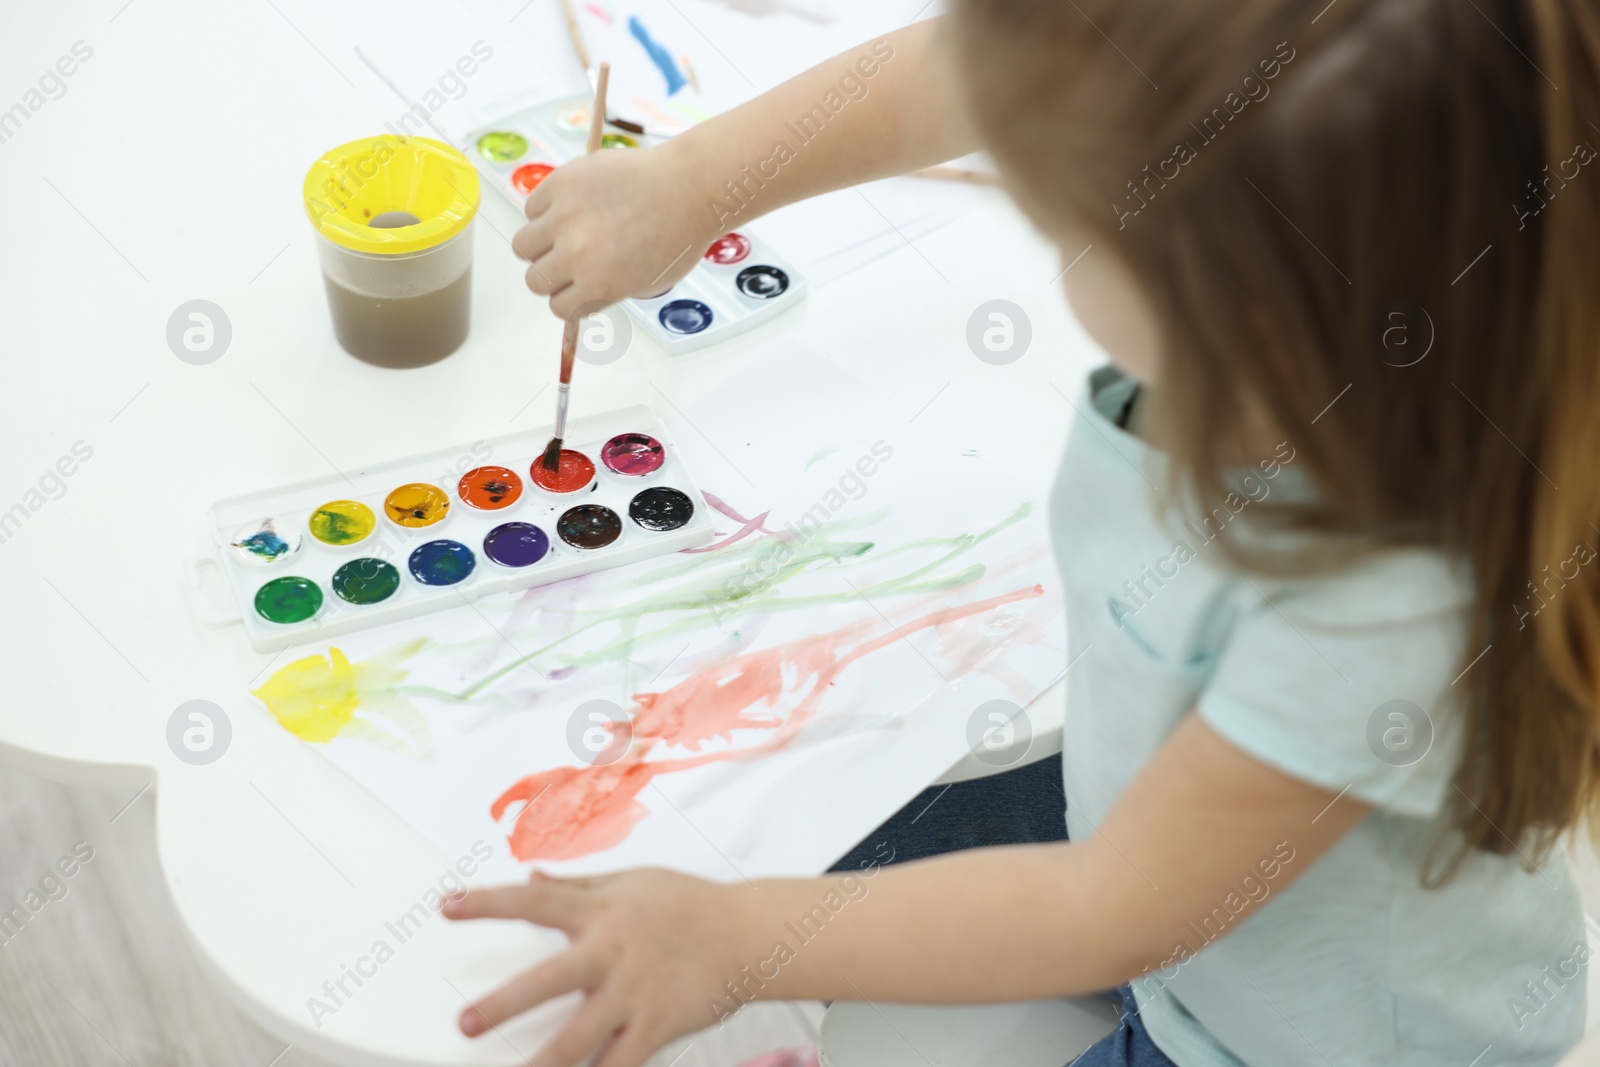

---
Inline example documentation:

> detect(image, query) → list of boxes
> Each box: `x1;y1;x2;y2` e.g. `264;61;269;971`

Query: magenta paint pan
601;433;666;477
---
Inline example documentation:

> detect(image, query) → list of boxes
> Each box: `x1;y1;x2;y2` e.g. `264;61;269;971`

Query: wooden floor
0;764;821;1067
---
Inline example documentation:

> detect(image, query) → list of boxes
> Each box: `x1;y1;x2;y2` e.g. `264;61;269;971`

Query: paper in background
352;0;997;285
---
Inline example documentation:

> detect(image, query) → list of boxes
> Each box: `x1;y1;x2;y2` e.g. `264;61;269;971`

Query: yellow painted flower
253;639;433;756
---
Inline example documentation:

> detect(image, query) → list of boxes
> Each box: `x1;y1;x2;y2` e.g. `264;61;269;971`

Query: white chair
818;997;1120;1067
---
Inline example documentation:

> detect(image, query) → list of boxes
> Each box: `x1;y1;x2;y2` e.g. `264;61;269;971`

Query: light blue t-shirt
1053;367;1585;1066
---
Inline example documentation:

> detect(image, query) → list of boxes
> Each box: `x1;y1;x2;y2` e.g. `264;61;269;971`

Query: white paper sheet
250;343;1065;884
351;0;997;286
458;0;939;117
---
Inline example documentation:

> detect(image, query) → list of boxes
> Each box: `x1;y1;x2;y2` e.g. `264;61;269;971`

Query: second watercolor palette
204;406;713;652
462;93;807;354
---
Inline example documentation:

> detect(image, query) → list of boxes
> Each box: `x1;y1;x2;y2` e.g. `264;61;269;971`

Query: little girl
445;2;1600;1063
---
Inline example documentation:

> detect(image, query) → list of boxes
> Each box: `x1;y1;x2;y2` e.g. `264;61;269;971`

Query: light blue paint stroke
628;16;687;96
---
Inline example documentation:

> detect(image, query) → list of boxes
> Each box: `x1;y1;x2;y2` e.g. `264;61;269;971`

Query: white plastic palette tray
628;228;805;354
200;405;713;652
462;93;807;354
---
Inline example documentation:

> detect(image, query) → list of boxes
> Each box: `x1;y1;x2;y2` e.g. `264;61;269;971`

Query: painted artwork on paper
250;344;1067;883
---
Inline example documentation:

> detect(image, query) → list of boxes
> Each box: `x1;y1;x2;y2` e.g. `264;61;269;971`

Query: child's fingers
548;285;593;321
536;871;612;891
442;884;536;921
589;1023;659;1067
525;252;572;299
526;992;625;1067
458;950;601;1038
511;218;552;263
443;880;590;929
523;179;554;221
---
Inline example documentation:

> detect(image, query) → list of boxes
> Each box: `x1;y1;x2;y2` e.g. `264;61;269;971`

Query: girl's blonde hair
952;0;1600;874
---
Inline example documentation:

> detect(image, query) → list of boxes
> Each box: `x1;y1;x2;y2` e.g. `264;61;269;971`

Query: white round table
0;4;1102;1063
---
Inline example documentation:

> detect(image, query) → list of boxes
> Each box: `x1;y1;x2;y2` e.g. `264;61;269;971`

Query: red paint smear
530;450;595;493
493;763;644;860
583;1;613;24
493;584;1045;861
490;751;728;861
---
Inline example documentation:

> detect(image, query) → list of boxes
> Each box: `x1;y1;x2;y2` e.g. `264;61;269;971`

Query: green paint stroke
803;446;839;471
632;507;891;586
407;503;1036;703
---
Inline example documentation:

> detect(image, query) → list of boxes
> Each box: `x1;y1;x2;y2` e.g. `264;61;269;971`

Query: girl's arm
445;714;1370;1066
511;18;978;318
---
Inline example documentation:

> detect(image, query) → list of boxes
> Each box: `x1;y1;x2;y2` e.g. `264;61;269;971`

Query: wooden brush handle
564;62;605;382
586;63;611;155
559;0;592;76
545;60;609;453
559;317;578;384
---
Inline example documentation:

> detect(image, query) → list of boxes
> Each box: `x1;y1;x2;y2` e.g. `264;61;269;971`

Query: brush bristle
541;438;563;471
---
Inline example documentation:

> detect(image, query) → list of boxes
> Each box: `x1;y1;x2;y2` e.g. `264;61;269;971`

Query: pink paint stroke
492;584;1046;861
631;96;683;127
681;491;784;553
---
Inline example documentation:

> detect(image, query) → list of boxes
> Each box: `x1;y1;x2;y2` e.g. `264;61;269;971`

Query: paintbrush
542;62;612;473
543;322;579;472
585;63;610;155
559;0;596;88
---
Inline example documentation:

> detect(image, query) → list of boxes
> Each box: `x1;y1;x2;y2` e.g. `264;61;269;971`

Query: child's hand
508;20;972;322
444;868;746;1067
511;144;715;320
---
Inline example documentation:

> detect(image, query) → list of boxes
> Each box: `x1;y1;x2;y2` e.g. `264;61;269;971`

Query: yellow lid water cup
303;136;481;369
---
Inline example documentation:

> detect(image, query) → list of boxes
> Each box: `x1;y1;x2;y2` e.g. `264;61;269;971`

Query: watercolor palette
462;93;807;353
202;406;713;652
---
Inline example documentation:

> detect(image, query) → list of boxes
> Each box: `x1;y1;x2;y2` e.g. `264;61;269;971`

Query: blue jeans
1090;986;1181;1067
828;757;1178;1067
